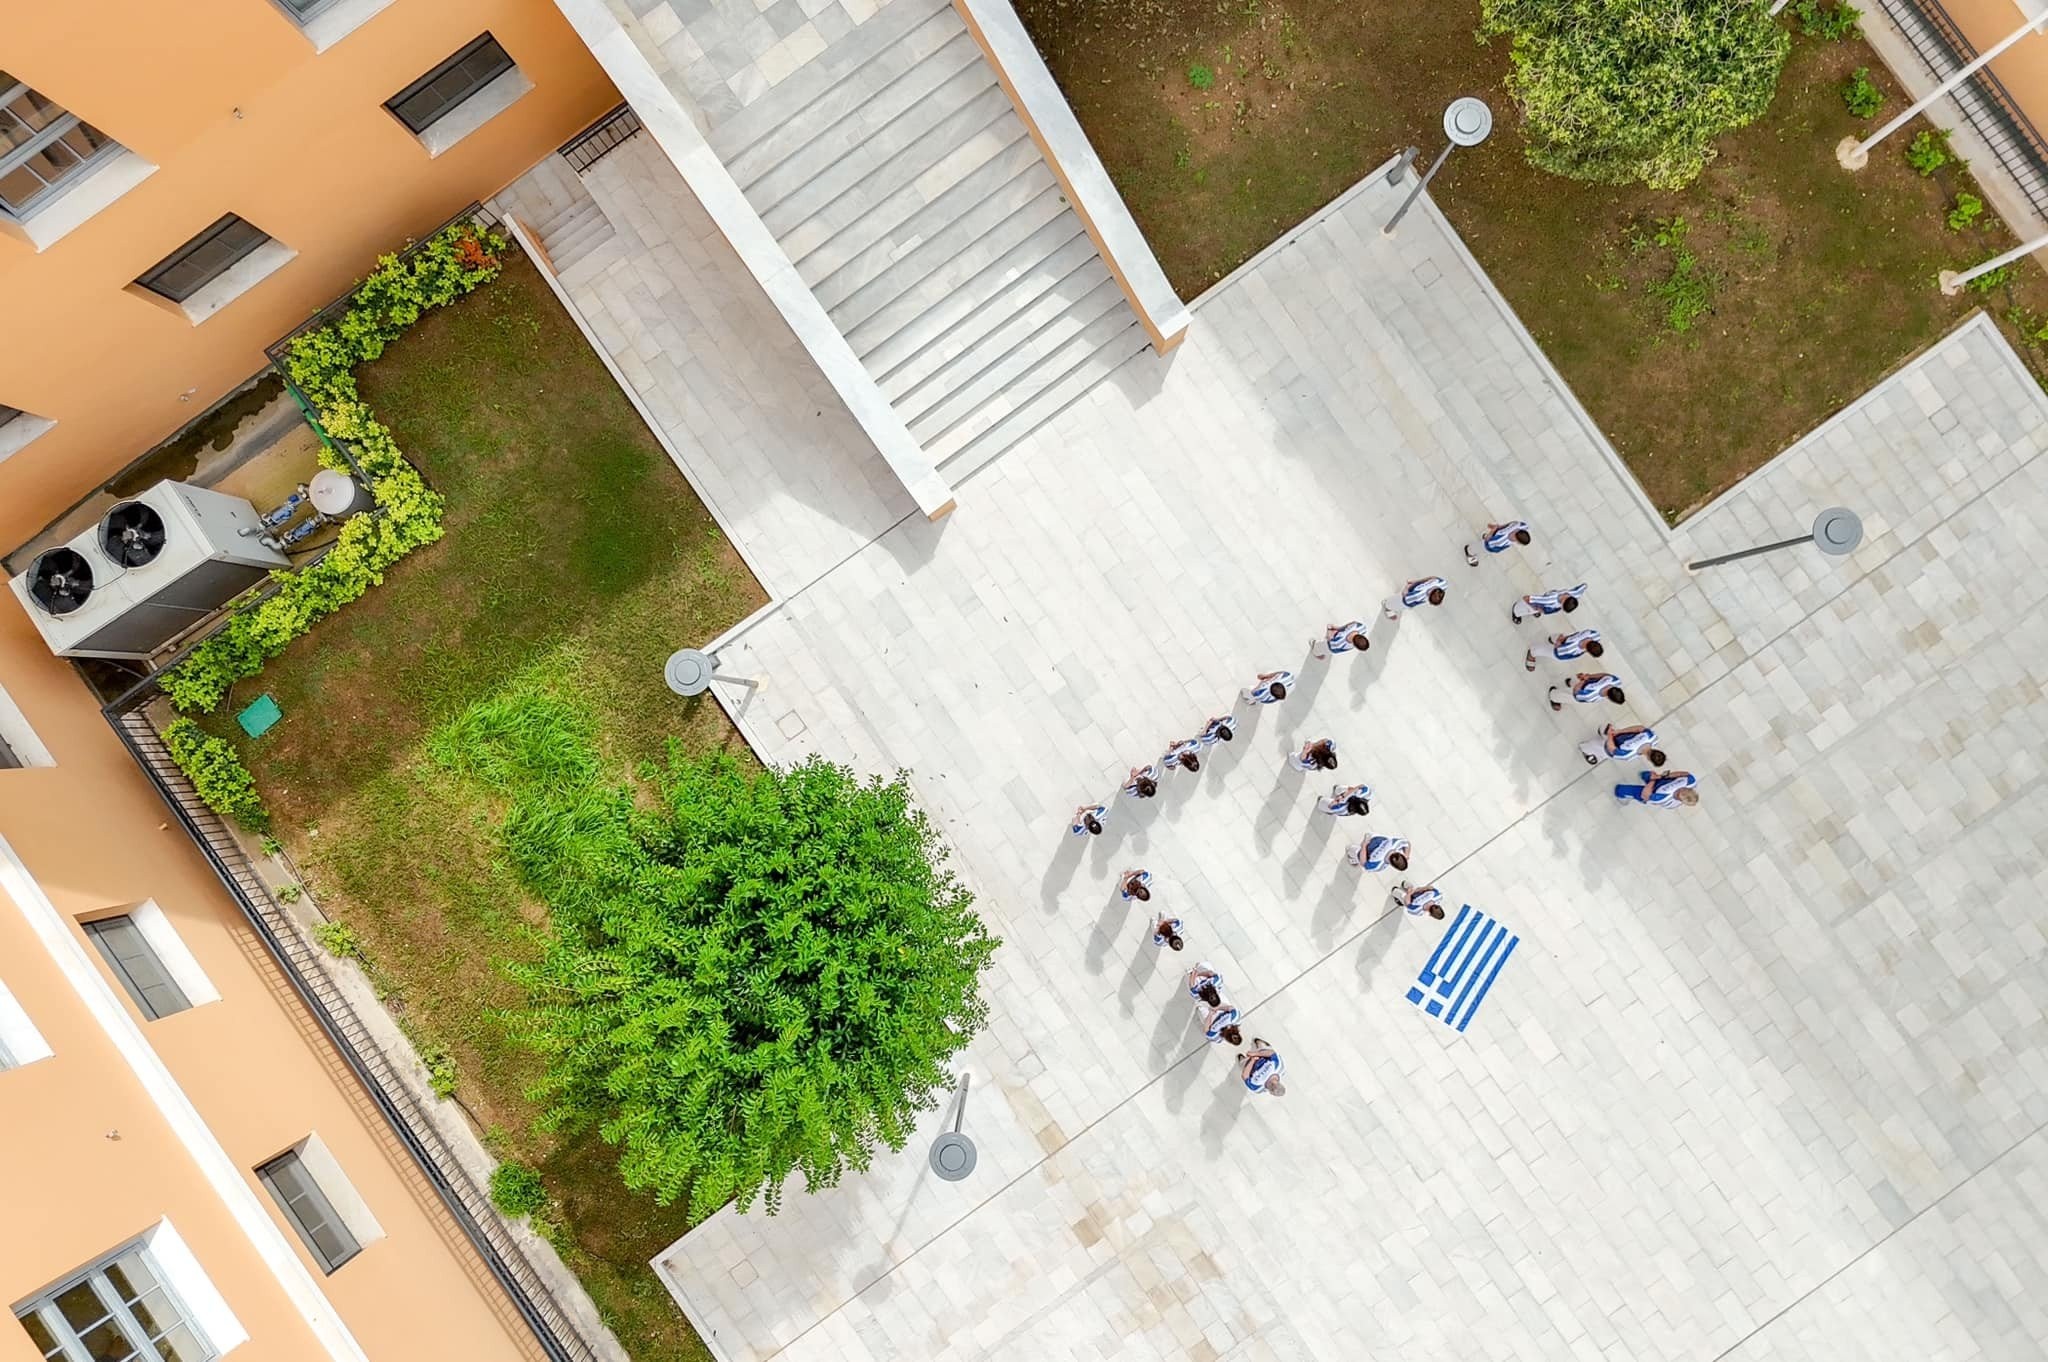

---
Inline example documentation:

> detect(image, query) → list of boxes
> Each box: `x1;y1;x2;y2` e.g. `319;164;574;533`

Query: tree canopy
1481;0;1790;190
436;684;997;1220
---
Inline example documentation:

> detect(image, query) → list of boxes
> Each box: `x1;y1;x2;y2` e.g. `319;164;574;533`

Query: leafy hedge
158;223;506;714
163;718;269;832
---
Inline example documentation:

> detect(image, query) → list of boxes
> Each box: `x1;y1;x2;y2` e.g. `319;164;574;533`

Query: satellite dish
28;548;95;615
101;500;169;568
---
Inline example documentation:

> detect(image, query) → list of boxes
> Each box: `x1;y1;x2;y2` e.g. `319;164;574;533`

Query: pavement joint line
1705;1112;2048;1362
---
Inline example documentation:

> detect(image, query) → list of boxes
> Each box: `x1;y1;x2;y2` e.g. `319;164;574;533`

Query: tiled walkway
656;168;2048;1361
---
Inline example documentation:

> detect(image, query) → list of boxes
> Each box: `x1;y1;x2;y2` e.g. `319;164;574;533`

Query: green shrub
1188;63;1215;90
276;882;302;903
437;680;998;1221
1906;128;1953;176
1841;67;1883;118
160;223;506;714
1480;0;1789;190
312;920;362;959
489;1162;551;1219
1946;192;1984;231
259;833;283;857
163;718;269;831
1643;217;1715;332
1791;0;1861;40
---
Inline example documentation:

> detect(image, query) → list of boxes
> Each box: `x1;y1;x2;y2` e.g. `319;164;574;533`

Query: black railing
1879;0;2048;218
560;104;643;175
105;702;602;1362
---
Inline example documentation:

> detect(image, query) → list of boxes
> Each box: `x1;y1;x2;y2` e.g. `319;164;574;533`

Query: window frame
0;404;21;431
134;214;274;305
256;1150;362;1273
83;915;191;1020
14;1241;215;1362
0;74;121;221
383;34;516;135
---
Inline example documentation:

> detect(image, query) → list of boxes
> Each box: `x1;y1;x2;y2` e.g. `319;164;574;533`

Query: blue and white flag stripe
1406;903;1520;1033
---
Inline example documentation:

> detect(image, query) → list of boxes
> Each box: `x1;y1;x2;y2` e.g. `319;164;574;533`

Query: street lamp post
1939;227;2048;294
1686;506;1864;572
1383;97;1492;237
1837;12;2048;168
927;1074;978;1182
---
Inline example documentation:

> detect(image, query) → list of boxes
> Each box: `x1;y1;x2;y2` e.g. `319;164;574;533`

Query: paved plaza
642;166;2048;1362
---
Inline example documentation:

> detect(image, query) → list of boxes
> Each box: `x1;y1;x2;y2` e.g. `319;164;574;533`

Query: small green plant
1965;259;2014;293
275;882;302;904
1791;0;1861;41
259;833;282;857
1906;128;1953;176
400;1021;460;1098
1946;192;1984;231
162;719;269;831
1174;145;1192;170
1188;63;1216;90
1841;67;1883;119
2007;305;2048;347
1645;217;1715;333
312;920;362;959
488;1162;550;1219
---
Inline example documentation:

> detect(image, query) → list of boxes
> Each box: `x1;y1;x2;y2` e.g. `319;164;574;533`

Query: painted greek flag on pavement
1406;903;1519;1033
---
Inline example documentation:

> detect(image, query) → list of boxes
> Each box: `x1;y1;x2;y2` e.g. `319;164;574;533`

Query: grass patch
1016;0;2048;518
212;253;763;1361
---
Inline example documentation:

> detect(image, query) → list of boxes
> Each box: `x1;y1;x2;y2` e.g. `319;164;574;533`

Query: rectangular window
384;35;515;135
14;1244;214;1362
135;215;273;305
0;73;120;220
276;0;341;19
84;915;190;1020
0;404;20;430
257;1151;361;1272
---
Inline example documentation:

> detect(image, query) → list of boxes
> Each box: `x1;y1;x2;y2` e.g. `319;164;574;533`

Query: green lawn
1018;0;2048;518
217;253;763;1362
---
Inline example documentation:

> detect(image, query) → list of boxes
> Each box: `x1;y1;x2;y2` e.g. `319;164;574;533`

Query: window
385;35;516;135
135;215;273;305
257;1151;361;1272
14;1244;214;1362
275;0;341;20
84;915;190;1020
0;404;20;430
0;74;121;220
0;405;54;463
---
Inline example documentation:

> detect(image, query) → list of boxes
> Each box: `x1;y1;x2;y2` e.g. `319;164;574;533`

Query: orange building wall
1925;0;2048;155
0;494;536;1350
0;0;618;553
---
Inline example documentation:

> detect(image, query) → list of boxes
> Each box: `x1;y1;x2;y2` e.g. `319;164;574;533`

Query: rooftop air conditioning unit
7;480;288;660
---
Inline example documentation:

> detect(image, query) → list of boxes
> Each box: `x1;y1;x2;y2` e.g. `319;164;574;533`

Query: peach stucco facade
0;605;541;1362
0;0;618;552
0;3;614;1359
1931;0;2048;161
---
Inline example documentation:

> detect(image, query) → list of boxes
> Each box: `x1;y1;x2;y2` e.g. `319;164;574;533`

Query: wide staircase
700;0;1151;472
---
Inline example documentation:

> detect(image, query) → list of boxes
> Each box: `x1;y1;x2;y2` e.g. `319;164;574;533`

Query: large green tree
437;685;997;1220
1481;0;1790;190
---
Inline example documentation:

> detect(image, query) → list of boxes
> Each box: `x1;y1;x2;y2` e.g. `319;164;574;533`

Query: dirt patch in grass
1018;0;2048;518
218;253;761;1362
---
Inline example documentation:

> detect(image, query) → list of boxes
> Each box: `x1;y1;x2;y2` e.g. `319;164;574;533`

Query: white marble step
860;217;1096;377
709;0;959;173
929;308;1150;477
824;171;1065;329
895;260;1121;428
803;125;1042;300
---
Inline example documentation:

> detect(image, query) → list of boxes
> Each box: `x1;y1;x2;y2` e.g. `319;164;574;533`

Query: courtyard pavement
655;166;2048;1361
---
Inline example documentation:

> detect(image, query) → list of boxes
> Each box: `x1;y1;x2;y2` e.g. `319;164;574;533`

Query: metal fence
104;699;603;1362
560;104;644;175
1878;0;2048;219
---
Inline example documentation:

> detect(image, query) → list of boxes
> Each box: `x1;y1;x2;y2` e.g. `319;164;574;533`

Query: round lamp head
664;648;716;697
1811;506;1863;557
1444;97;1493;148
929;1131;977;1182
